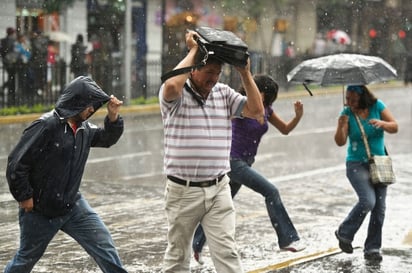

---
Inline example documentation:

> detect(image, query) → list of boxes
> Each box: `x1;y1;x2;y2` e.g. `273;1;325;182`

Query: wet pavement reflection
0;86;411;273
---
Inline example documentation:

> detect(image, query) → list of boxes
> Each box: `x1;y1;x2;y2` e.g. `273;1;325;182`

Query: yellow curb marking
403;230;412;245
247;247;341;273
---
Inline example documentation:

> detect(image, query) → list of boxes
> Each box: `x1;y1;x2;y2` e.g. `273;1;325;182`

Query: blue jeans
337;161;387;253
4;195;128;273
193;158;299;252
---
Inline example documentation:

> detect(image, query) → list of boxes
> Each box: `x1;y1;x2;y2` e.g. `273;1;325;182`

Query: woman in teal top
334;85;398;262
342;97;386;162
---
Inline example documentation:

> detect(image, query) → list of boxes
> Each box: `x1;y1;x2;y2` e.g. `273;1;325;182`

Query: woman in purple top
193;74;305;264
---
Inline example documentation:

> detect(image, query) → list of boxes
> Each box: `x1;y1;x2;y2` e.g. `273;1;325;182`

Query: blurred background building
0;0;411;107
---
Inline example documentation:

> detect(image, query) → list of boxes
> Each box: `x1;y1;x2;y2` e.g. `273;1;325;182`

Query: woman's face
345;90;360;110
260;92;265;102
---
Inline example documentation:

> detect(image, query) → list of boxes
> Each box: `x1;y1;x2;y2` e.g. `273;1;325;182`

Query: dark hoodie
6;76;124;218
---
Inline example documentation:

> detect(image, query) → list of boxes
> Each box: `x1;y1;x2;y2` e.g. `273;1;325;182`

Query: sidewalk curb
0;104;161;125
0;81;403;125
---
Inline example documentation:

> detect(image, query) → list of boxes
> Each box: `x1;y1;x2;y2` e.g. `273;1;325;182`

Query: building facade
1;0;411;103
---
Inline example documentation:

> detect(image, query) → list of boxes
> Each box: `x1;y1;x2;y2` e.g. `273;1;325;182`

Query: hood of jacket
55;76;110;119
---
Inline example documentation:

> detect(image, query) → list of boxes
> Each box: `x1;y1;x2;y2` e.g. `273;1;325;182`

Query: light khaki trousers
163;176;243;273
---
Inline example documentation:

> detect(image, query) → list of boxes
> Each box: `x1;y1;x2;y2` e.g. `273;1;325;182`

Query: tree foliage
42;0;77;14
42;0;124;14
214;0;287;19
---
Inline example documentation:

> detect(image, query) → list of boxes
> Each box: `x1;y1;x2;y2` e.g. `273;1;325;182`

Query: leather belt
167;175;225;187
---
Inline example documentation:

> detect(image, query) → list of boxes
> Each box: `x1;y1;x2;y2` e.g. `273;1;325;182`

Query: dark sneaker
280;240;306;252
364;252;383;262
335;230;353;254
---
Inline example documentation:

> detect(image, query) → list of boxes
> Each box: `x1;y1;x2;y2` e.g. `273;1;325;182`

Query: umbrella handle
302;83;313;96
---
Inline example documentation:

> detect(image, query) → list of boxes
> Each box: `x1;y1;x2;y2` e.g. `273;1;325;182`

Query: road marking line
121;172;163;181
403;230;412;246
247;247;342;273
248;246;363;273
264;127;336;140
87;151;151;163
268;164;345;183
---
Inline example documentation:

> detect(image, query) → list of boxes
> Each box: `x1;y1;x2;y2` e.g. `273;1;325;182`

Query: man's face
73;105;95;123
191;63;222;94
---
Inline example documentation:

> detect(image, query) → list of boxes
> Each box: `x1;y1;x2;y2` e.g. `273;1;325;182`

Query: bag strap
160;66;199;83
354;114;372;159
184;82;204;107
160;36;210;83
354;114;389;158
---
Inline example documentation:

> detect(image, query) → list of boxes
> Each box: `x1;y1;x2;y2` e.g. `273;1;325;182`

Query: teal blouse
341;99;386;162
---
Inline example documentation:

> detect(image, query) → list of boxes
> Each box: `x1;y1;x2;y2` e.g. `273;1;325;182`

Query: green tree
42;0;77;13
216;0;287;19
43;0;124;14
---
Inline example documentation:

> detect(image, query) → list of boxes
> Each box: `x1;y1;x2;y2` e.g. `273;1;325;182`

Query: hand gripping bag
161;27;249;82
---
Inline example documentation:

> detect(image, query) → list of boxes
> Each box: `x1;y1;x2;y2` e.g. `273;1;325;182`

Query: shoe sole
280;247;305;252
364;253;382;262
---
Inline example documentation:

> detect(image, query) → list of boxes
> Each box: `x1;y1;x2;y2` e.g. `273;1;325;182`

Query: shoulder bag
354;114;395;185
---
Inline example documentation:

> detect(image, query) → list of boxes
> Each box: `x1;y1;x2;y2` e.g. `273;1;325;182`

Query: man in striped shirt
159;30;264;273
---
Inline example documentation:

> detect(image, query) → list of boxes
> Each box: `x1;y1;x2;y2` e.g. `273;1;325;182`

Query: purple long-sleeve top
230;106;273;161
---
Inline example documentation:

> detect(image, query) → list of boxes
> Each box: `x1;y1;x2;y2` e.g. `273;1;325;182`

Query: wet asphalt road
0;84;411;273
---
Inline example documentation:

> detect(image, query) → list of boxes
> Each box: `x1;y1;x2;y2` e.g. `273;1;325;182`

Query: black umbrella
287;53;397;98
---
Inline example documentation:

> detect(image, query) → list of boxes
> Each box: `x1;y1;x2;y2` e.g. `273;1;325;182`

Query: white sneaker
280;240;306;252
194;251;204;265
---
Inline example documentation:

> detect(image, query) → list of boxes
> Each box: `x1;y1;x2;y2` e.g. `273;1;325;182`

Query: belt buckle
210;177;219;186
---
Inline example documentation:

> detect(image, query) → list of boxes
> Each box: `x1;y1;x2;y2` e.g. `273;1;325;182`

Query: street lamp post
124;0;132;105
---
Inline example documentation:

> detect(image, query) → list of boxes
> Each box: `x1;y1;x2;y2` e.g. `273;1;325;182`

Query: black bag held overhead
161;27;249;83
195;26;249;67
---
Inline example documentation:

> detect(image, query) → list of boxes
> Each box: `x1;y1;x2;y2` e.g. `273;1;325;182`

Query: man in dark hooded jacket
5;76;128;273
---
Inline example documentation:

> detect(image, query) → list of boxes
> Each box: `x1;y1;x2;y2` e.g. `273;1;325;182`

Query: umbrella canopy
46;31;73;43
327;29;351;45
287;53;397;87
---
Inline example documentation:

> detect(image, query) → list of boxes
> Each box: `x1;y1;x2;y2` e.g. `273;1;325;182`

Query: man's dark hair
76;34;84;44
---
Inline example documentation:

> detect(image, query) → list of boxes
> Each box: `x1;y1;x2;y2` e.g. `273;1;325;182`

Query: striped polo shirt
159;81;246;182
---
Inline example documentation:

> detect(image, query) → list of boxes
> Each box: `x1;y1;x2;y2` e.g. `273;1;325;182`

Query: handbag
354;114;395;185
161;27;249;82
194;26;249;67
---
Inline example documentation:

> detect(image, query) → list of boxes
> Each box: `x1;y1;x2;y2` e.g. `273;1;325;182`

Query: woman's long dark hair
239;74;279;107
351;85;377;109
